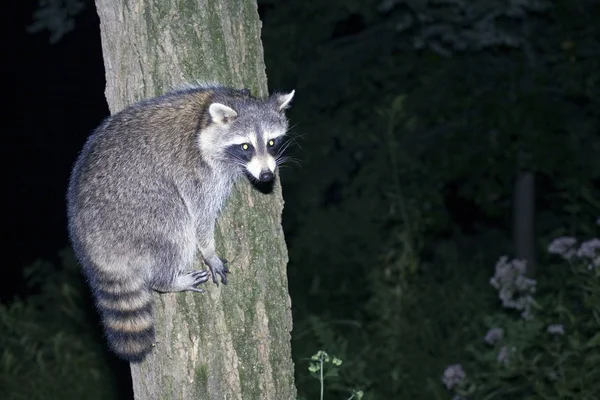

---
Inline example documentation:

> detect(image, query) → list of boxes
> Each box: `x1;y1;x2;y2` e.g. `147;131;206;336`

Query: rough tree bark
94;1;296;399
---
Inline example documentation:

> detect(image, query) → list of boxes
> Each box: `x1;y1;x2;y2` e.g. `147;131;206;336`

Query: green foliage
293;317;369;399
264;0;600;318
0;249;125;400
291;234;511;400
28;0;87;43
298;350;364;400
441;226;600;399
364;243;500;399
262;1;600;399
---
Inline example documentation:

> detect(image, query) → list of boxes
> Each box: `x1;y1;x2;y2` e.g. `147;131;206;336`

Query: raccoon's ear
208;103;238;125
273;90;295;112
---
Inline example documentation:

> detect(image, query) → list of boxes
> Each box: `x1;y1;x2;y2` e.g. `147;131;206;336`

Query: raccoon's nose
259;170;274;182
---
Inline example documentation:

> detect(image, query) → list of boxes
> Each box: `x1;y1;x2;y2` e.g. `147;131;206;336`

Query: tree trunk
94;1;296;399
514;25;537;275
513;171;536;274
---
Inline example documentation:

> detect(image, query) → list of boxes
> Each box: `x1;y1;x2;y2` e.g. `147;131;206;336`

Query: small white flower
442;364;466;390
512;258;527;275
515;275;536;292
497;346;510;366
520;304;534;320
484;327;504;345
547;324;565;335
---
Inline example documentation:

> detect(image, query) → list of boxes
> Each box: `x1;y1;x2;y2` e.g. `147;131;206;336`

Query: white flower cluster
490;256;536;319
548;235;600;270
547;236;578;260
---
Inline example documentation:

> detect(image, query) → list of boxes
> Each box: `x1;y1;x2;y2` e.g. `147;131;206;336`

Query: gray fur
67;85;294;362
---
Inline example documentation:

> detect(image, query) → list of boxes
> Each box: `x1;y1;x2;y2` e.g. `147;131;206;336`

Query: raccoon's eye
241;143;250;151
268;139;275;147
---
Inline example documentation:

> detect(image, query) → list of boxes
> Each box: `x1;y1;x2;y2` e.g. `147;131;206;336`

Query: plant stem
320;356;324;400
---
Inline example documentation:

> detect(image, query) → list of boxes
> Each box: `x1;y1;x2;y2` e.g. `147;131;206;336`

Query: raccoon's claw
174;270;209;293
189;270;210;292
208;259;230;286
190;270;210;285
214;265;230;286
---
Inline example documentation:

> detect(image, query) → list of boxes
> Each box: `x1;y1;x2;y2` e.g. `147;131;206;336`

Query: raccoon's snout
259;170;274;182
246;156;275;182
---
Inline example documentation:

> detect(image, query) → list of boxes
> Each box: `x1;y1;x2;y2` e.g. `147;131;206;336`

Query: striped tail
92;276;155;362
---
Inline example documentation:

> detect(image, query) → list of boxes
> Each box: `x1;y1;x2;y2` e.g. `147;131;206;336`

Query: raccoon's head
199;90;295;182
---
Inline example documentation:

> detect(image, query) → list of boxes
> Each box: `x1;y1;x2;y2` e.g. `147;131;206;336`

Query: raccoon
67;84;295;362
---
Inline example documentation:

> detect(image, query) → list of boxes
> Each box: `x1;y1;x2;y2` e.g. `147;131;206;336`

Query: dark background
3;1;600;399
4;1;107;297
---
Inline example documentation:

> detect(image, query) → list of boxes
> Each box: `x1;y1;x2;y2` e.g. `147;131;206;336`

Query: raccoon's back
66;96;205;260
68;85;237;216
72;102;197;191
67;119;164;244
71;88;211;191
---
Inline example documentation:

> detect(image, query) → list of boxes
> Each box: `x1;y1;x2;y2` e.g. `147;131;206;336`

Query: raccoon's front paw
174;270;210;293
207;257;230;286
